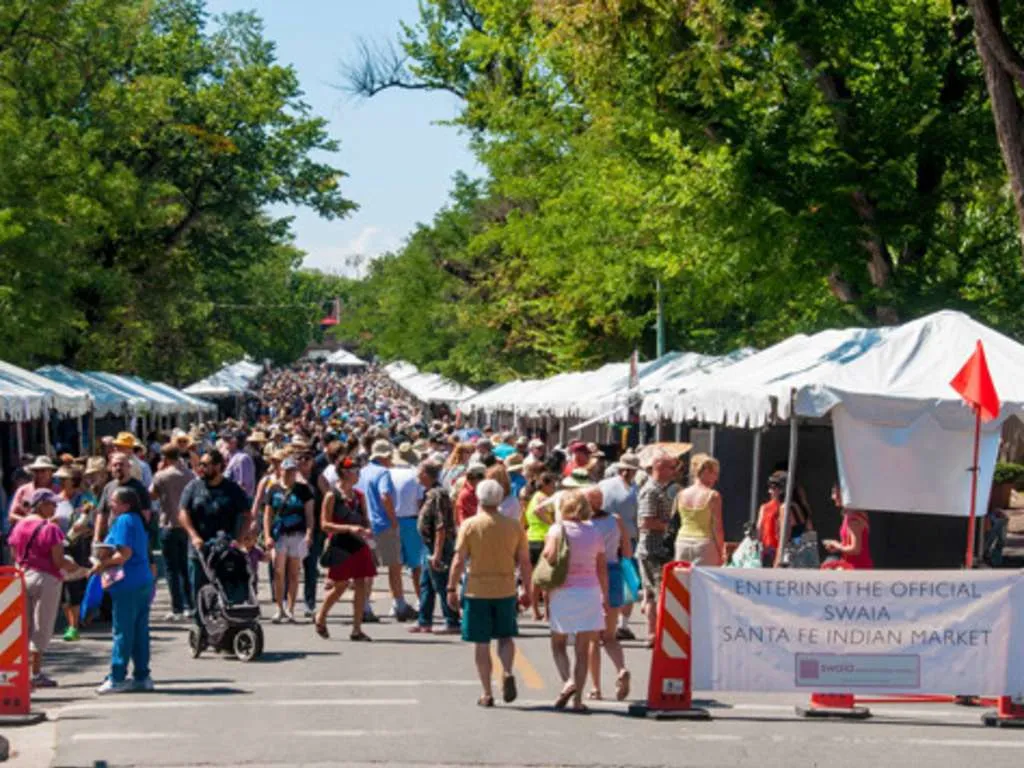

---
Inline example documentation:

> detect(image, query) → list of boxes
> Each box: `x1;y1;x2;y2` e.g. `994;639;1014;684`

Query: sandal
314;620;329;639
569;702;591;714
350;631;372;642
554;684;576;710
615;669;631;701
587;689;602;701
502;673;517;704
477;695;494;708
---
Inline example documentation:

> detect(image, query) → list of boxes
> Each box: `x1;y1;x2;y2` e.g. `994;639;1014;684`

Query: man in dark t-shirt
179;449;250;618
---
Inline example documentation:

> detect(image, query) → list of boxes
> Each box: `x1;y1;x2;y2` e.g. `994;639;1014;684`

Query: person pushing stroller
178;450;252;623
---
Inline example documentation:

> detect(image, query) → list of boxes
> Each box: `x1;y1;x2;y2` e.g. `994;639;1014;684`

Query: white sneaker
96;678;133;695
303;607;314;619
184;609;195;619
272;608;284;624
162;612;182;622
134;678;155;692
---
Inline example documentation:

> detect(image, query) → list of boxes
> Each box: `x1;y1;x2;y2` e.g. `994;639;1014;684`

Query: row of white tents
383;361;478;406
463;310;1024;523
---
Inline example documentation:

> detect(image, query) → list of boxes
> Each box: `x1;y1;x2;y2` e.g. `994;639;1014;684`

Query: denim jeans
417;545;457;628
110;584;151;683
188;556;209;627
303;531;325;612
160;527;193;614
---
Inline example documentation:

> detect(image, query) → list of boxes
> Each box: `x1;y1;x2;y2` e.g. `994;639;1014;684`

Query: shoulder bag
533;523;570;590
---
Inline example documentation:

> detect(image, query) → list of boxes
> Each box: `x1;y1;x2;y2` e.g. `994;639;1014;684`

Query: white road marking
904;738;1024;750
295;729;429;738
72;732;186;743
245;679;479;689
56;698;417;716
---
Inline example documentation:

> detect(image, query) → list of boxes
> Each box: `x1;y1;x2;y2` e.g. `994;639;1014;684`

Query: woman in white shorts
544;490;608;713
264;457;314;622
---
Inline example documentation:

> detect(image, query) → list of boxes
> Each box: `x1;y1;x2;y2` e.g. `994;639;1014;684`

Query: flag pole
965;406;981;569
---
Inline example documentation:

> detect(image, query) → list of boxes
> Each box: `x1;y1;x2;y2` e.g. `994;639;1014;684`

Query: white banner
690;568;1024;696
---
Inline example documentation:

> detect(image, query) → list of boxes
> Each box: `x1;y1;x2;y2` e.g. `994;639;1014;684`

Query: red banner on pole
950;340;1000;422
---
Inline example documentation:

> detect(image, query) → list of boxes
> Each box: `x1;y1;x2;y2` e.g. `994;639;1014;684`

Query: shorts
607;561;625;609
528;541;544;568
274;532;309;560
675;537;721;566
398;517;425;569
63;577;87;606
638;554;667;600
374;526;401;568
24;570;62;654
461;596;518;644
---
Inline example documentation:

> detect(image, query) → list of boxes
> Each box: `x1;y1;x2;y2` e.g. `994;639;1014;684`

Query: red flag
950;340;1000;422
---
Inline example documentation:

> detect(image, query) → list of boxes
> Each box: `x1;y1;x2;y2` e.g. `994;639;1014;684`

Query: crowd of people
0;362;873;707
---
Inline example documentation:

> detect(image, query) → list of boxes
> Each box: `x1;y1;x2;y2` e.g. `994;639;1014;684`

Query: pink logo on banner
799;659;820;680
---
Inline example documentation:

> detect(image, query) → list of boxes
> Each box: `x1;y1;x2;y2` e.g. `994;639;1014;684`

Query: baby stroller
189;535;264;662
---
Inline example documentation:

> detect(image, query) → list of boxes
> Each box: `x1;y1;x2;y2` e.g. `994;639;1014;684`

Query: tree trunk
969;0;1024;259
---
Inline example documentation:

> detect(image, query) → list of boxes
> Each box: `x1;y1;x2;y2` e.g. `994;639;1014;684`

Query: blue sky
204;0;479;275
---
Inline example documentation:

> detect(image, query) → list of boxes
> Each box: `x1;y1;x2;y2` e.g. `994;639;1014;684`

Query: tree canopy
0;0;355;384
339;0;1024;388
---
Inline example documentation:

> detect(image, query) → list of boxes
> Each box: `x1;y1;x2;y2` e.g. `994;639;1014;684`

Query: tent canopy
0;378;46;422
383;362;477;405
35;365;141;419
326;349;368;367
132;379;217;416
184;359;263;398
86;372;180;416
464;350;753;419
0;360;91;418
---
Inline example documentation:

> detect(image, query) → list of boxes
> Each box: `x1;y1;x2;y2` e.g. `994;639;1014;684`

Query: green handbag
533;523;570;590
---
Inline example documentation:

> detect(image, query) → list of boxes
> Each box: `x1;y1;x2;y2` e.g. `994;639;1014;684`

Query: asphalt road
6;580;1024;768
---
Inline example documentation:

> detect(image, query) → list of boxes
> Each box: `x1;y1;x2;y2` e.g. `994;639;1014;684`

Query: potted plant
990;462;1024;510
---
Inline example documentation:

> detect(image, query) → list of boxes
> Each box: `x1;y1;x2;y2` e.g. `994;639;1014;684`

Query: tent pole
655;417;663;443
89;410;97;456
965;407;981;569
777;414;800;566
559;418;566;446
749;429;762;524
16;421;24;459
77;414;85;455
709;425;717;457
674;421;682;442
42;415;52;456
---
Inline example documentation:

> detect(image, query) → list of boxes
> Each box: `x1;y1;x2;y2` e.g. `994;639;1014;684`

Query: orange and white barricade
0;567;44;725
627;561;710;720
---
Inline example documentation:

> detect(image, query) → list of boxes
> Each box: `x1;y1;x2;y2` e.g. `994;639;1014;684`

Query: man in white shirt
390;462;425;620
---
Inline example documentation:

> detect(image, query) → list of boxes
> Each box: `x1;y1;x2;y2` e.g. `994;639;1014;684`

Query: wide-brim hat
370;439;394;459
248;431;268;444
26;456;57;472
617;452;641;471
84;457;107;476
112;432;136;450
54;465;80;480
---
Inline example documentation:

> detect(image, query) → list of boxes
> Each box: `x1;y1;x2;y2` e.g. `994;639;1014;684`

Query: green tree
0;0;355;383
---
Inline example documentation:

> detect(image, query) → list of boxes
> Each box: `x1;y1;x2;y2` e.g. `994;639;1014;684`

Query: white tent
325;349;368;368
464;350;753;420
0;359;91;418
661;310;1024;518
383;362;477;405
0;379;45;422
185;359;263;398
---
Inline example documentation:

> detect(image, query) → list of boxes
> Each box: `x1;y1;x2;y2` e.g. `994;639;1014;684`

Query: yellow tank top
525;492;552;542
676;495;714;540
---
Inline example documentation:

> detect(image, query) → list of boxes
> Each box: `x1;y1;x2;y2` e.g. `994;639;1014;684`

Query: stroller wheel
233;627;260;662
252;624;264;659
188;626;206;659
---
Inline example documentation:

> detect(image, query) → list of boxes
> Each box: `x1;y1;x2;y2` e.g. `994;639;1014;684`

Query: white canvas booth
382;361;478;407
0;359;92;459
652;310;1024;567
464;351;751;447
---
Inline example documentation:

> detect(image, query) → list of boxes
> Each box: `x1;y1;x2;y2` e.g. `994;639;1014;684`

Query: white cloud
301;226;403;277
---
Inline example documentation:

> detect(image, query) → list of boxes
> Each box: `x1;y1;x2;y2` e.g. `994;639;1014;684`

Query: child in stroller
189;534;264;662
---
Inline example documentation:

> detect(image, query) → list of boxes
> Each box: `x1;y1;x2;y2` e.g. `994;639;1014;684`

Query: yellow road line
490;645;545;691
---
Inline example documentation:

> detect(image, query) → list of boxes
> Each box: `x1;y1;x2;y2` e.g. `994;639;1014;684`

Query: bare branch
339;37;467;99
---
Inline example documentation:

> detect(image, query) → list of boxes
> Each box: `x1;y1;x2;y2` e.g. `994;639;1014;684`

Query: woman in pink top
543;490;608;712
8;488;81;688
823;485;873;570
